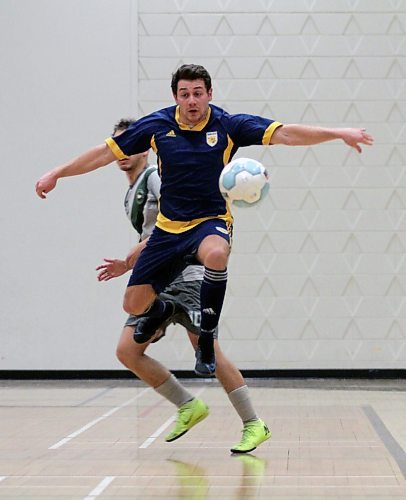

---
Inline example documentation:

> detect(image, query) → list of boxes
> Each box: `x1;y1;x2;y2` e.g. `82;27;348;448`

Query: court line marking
139;387;206;449
77;387;114;407
363;404;406;479
0;477;6;483
139;416;176;449
83;476;116;500
49;387;150;450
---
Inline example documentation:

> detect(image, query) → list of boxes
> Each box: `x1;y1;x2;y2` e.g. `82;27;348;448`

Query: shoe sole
166;408;209;442
194;359;216;378
194;368;216;378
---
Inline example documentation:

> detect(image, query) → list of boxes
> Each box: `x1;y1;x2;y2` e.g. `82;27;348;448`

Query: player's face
116;151;148;172
174;79;212;126
113;129;148;172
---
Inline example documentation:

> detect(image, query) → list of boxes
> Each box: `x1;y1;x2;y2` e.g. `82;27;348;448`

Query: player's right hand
35;172;58;199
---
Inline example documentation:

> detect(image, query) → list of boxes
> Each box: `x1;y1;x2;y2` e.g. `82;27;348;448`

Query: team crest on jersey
136;188;146;202
206;131;218;147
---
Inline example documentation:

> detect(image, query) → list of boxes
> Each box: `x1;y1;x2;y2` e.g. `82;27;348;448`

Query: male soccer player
35;64;374;378
96;118;271;453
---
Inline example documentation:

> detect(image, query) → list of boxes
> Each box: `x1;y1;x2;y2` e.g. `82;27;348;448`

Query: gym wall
1;0;404;371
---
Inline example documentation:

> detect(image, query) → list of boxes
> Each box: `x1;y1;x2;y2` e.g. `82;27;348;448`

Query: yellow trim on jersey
223;134;234;165
262;121;283;145
156;211;233;234
175;106;212;131
156;155;162;177
105;137;128;160
150;134;157;153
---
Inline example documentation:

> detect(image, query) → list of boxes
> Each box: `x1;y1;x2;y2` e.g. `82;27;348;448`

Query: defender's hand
96;259;128;281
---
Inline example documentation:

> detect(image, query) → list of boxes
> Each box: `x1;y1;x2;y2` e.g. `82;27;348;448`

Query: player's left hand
342;128;374;153
96;258;128;281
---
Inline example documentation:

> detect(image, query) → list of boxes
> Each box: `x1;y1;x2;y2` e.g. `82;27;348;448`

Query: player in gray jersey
95;119;271;454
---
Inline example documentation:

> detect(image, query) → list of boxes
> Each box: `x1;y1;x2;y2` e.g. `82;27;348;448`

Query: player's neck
180;109;209;129
127;164;146;185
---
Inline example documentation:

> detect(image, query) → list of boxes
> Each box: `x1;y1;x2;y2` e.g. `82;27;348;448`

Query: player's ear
208;88;213;101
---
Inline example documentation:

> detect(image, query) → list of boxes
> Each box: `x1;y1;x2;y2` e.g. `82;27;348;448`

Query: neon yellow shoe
165;399;209;442
230;419;271;454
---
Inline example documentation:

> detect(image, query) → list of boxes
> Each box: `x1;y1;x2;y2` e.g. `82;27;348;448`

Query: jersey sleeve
227;113;283;147
105;115;157;159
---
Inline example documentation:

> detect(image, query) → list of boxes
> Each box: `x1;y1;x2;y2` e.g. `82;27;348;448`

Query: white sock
154;375;194;408
227;385;258;423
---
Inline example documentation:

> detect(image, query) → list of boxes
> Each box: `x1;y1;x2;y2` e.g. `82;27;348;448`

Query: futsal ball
219;157;269;207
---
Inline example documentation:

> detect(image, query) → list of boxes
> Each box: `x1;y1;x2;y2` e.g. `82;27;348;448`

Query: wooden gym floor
0;377;405;499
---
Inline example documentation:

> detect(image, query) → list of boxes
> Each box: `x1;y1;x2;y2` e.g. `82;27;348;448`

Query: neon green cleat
230;419;271;454
165;398;209;442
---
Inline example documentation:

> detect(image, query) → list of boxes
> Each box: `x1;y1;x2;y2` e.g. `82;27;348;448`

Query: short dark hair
112;118;135;135
171;64;212;94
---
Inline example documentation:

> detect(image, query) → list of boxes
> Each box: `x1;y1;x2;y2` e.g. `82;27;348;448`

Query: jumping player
35;64;374;379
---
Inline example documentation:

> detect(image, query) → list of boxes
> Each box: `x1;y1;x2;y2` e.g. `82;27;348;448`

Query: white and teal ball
219;157;269;207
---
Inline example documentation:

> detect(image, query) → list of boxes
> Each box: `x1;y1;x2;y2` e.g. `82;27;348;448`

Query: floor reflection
168;453;268;499
232;453;268;499
167;458;209;499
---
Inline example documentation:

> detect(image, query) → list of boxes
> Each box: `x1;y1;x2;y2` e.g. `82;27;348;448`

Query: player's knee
116;342;141;368
203;247;228;269
116;344;130;367
123;286;155;315
123;296;147;316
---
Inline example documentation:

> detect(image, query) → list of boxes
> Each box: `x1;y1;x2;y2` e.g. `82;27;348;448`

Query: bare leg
196;234;230;270
117;326;209;442
187;332;271;453
116;326;171;387
123;284;157;316
187;333;244;393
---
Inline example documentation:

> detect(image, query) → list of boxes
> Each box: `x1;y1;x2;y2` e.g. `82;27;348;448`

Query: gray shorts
124;279;218;338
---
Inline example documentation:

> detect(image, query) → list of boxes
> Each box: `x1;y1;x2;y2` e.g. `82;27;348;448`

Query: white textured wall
1;0;405;370
139;0;406;370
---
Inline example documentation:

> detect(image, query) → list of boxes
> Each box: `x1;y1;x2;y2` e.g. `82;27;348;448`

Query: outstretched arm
271;124;373;153
35;143;116;199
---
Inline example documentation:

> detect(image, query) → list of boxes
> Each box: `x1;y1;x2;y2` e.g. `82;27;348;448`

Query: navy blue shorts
128;218;232;293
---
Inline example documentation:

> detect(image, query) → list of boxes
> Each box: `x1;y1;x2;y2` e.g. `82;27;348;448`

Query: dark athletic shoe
194;345;216;377
133;302;175;344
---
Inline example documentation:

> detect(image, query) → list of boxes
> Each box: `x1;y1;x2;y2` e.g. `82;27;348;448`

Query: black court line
1;369;405;380
363;405;406;479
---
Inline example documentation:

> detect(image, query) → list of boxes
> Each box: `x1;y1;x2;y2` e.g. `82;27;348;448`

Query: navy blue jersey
106;104;282;234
